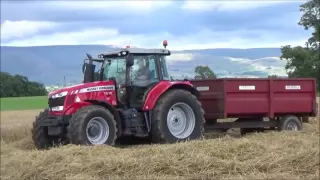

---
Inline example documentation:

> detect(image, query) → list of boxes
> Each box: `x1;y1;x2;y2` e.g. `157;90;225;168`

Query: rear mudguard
142;81;200;111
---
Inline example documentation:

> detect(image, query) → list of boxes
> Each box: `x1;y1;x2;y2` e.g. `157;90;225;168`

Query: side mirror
86;53;93;61
126;54;134;67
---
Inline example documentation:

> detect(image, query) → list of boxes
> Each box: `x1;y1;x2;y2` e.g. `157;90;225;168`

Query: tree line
0;72;48;98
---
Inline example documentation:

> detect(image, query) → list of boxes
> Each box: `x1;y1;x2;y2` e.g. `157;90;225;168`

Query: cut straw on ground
1;110;319;180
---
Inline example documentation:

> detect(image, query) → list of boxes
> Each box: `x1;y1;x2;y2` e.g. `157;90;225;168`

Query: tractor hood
48;81;115;98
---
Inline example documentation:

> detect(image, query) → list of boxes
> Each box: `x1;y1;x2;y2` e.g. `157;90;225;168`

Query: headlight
51;106;64;111
51;91;68;98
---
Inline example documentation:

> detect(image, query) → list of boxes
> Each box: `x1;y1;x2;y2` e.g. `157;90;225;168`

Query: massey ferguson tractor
32;41;205;149
32;40;318;150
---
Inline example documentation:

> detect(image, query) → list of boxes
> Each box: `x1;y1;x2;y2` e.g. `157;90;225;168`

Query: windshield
159;55;170;80
101;55;161;86
102;57;126;84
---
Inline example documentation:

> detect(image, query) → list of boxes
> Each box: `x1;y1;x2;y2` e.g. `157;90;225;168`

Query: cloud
46;0;173;11
1;20;59;41
0;0;311;50
3;28;119;46
0;1;174;22
182;0;303;11
2;26;308;50
167;53;194;63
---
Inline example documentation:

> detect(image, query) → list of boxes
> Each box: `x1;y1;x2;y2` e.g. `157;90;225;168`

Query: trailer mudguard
142;80;200;111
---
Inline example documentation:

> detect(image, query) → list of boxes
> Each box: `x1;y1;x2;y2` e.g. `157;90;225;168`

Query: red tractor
32;41;205;149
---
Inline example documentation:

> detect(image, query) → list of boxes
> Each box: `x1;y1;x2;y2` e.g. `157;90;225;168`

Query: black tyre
31;109;61;149
151;89;205;143
277;115;302;131
67;105;118;146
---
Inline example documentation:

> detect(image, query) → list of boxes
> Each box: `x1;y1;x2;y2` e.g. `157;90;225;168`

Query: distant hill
0;45;286;85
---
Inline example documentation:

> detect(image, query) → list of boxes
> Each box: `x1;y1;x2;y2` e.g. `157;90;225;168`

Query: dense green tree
268;74;279;78
298;0;320;49
194;65;217;79
0;72;48;97
280;0;320;91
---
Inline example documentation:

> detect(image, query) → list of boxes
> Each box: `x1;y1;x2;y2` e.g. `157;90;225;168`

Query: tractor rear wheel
31;109;61;149
67;105;118;146
151;89;205;143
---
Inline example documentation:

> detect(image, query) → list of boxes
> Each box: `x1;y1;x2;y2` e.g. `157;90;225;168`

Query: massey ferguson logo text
87;86;111;91
79;85;115;93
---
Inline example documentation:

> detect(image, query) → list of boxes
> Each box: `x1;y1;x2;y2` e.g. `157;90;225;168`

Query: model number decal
104;92;113;96
196;86;209;91
79;85;115;93
285;85;301;90
239;85;255;90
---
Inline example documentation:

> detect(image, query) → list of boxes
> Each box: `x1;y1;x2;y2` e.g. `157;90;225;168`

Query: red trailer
191;78;318;134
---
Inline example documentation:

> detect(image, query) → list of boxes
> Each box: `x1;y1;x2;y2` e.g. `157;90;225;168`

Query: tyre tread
277;115;302;131
151;89;205;143
67;105;118;146
31;108;60;149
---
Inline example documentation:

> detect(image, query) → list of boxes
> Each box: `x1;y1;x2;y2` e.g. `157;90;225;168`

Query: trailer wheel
31;109;61;149
151;89;205;143
67;105;118;146
277;115;302;131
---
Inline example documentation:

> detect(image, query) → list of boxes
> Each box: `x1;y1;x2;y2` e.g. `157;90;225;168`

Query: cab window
102;57;126;85
131;55;159;84
159;55;170;80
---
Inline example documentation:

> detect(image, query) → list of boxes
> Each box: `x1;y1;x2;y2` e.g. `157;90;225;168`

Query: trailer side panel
272;79;316;116
191;78;317;119
191;79;225;119
224;79;269;118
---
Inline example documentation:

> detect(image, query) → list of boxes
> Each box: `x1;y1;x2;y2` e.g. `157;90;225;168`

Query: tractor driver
131;57;151;106
133;57;150;87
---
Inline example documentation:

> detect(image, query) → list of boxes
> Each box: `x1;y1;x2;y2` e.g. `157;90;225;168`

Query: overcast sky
0;0;312;50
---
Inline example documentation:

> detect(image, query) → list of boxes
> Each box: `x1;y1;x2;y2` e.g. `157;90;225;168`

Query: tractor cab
83;40;171;109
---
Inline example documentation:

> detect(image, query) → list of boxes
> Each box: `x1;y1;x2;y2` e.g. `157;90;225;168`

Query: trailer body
191;78;318;121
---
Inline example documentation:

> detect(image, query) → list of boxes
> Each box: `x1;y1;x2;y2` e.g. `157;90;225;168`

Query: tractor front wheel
67;105;118;146
31;109;61;149
151;89;205;143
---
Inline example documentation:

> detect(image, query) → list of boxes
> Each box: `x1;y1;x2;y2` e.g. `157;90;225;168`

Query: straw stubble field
1;99;319;180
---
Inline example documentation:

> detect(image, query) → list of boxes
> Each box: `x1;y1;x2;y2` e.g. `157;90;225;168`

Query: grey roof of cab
99;48;170;56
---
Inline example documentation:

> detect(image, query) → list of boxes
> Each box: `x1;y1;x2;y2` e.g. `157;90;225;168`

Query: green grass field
0;96;48;111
